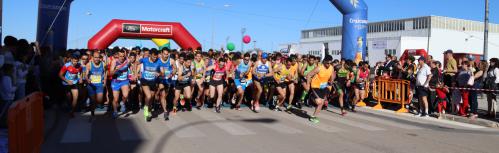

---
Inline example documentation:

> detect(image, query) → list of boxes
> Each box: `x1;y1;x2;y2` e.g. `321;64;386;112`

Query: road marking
60;114;92;143
165;114;207;138
262;109;344;133
316;111;386;131
116;114;150;141
192;110;256;136
342;110;422;130
225;110;304;134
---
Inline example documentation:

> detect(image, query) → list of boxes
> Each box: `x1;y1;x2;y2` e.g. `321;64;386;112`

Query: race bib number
164;70;172;79
67;73;77;80
144;71;156;80
90;75;102;84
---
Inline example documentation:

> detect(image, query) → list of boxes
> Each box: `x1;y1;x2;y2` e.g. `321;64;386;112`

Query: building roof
301;16;499;39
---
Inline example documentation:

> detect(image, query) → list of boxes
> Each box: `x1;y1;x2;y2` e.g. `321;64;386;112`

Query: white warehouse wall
429;28;499;62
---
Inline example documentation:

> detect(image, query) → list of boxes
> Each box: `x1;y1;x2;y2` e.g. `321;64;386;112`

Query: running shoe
296;102;303;109
274;106;281;112
144;106;150;120
172;107;178;115
215;106;221;113
112;112;118;119
286;105;292;110
309;116;320;124
120;103;126;113
164;112;170;121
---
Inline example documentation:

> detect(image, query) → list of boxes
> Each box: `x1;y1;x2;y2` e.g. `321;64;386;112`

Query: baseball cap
262;53;268;59
444;49;453;54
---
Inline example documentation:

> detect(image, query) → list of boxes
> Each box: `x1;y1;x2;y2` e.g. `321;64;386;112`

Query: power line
166;0;331;24
304;0;320;29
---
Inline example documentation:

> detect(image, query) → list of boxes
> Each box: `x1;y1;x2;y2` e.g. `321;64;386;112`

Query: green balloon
227;42;235;51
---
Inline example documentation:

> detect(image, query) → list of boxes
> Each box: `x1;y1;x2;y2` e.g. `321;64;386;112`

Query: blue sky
3;0;498;50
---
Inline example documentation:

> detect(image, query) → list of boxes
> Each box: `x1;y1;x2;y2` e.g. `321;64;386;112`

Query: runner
192;52;206;109
59;54;83;118
79;53;90;111
173;53;193;114
351;62;370;112
137;49;163;122
206;57;229;113
286;56;299;110
127;52;140;111
234;53;253;110
85;51;106;120
299;55;317;108
158;48;176;120
335;59;350;115
306;55;335;124
252;53;274;113
273;58;291;111
109;49;131;119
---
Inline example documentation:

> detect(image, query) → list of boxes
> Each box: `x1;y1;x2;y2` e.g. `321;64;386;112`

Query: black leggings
469;90;478;114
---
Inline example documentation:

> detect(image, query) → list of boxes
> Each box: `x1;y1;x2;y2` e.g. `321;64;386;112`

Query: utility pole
484;0;489;60
241;28;246;52
0;0;3;45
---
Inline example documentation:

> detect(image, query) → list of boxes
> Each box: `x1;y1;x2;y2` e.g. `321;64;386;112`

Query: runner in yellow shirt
306;55;336;124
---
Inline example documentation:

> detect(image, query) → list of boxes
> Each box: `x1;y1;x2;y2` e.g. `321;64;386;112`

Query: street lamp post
484;0;489;60
241;28;246;52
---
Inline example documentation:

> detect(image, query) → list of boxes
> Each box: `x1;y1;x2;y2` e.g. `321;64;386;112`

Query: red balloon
243;35;251;44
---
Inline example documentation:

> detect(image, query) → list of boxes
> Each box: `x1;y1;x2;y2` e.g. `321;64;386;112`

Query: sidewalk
364;94;499;128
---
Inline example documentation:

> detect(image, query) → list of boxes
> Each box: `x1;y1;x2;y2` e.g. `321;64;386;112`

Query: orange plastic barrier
8;92;44;153
355;81;370;107
371;79;410;113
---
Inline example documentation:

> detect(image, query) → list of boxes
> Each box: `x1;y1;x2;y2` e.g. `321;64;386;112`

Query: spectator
469;60;487;118
443;50;457;87
0;64;17;112
14;52;29;100
485;58;499;118
384;54;395;76
429;61;443;115
415;56;432;117
456;61;472;116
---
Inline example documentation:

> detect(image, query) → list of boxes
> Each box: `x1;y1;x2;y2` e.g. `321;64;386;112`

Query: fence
8;92;44;153
370;79;410;113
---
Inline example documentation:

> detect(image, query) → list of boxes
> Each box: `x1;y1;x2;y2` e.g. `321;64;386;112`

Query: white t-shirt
487;67;499;84
416;63;432;87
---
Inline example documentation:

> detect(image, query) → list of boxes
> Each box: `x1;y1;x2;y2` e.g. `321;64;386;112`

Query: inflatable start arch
330;0;368;62
88;19;201;50
36;0;366;59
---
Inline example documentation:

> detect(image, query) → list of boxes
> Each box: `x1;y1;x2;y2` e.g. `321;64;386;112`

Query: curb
358;105;496;129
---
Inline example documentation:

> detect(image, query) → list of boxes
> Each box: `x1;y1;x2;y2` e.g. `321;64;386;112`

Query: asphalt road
41;105;499;153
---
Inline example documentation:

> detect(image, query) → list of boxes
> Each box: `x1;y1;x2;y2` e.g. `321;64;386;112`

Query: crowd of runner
1;35;498;125
55;46;375;123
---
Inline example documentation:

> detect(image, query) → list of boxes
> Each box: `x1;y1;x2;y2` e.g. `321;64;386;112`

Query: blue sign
330;0;368;62
36;0;73;54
